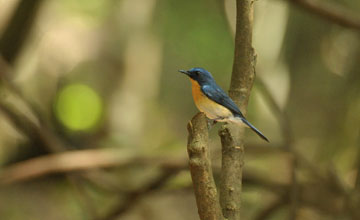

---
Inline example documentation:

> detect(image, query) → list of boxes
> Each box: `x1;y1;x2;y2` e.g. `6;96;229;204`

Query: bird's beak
178;70;189;76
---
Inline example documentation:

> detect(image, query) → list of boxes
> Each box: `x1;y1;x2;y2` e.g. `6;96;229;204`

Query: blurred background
0;0;359;219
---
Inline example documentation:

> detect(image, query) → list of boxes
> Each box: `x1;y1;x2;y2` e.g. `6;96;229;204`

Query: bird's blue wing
201;84;269;142
201;84;244;118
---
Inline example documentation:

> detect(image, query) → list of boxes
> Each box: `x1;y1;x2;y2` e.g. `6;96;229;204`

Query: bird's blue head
179;67;214;85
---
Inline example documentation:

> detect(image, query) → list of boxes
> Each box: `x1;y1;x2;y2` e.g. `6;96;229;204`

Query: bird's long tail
232;116;269;142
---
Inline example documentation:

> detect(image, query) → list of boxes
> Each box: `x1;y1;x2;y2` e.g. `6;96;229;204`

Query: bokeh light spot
55;84;103;131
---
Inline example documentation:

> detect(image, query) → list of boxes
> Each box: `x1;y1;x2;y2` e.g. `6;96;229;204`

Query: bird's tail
232;116;269;142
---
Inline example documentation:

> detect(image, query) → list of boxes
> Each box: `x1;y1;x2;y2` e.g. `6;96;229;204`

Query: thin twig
256;79;293;147
0;56;44;120
98;168;181;220
290;0;360;31
187;113;223;220
355;131;360;190
0;12;106;219
256;78;298;219
0;58;66;153
67;175;99;219
254;195;288;220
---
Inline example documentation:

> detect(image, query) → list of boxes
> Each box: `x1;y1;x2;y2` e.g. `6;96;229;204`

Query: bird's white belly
195;97;232;120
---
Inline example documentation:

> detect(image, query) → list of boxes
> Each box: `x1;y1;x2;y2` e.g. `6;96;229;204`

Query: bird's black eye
196;71;200;75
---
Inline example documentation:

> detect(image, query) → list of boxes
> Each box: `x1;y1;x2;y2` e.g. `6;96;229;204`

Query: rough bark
219;0;256;219
187;113;223;220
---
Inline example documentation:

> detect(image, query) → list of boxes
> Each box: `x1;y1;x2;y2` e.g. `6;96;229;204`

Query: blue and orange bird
179;67;269;142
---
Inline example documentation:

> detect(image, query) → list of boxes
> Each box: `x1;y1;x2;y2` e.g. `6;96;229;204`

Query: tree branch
256;78;298;219
290;0;360;30
219;127;244;219
0;148;133;184
219;0;256;219
98;168;180;220
187;113;223;220
0;148;186;185
0;0;44;64
254;195;288;220
355;132;360;190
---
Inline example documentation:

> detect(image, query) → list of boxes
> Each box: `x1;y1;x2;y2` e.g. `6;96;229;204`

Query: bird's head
179;67;214;85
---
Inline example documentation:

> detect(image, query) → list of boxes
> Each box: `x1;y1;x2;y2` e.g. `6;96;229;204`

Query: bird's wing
202;84;269;142
201;84;244;118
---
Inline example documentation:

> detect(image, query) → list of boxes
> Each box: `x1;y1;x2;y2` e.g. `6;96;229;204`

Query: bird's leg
207;116;228;129
206;118;217;129
213;117;226;122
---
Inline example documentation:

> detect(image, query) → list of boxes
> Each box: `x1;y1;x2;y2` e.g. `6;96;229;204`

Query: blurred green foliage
55;83;103;131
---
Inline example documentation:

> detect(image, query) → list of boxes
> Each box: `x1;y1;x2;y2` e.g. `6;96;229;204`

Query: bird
179;67;269;142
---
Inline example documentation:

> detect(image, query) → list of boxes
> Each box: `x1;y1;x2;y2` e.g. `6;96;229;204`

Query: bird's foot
207;119;217;129
213;117;226;122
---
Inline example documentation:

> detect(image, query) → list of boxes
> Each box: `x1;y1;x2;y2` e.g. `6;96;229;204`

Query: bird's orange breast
190;79;232;120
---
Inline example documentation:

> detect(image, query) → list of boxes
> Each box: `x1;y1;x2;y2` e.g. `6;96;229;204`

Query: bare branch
0;149;129;184
256;78;298;219
355;135;360;190
98;168;181;220
219;0;256;219
256;79;292;147
0;0;44;64
254;196;288;220
0;148;186;185
290;0;360;30
187;113;223;220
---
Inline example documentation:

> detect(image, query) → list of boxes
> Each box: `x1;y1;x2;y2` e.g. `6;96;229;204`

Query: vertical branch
187;113;223;220
219;127;244;220
229;0;255;109
219;0;255;219
0;0;44;64
355;132;360;190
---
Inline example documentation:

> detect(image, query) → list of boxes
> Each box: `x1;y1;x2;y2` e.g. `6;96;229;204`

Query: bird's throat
189;79;203;103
